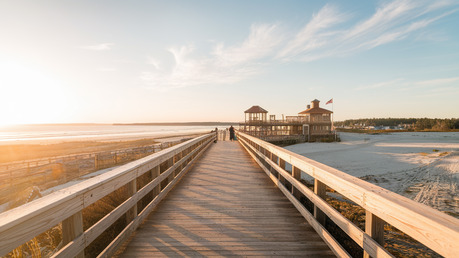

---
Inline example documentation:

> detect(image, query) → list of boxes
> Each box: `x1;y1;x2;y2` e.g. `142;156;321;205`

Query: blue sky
0;0;458;124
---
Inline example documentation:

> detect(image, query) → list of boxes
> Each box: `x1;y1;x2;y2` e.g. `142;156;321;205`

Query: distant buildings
239;99;335;143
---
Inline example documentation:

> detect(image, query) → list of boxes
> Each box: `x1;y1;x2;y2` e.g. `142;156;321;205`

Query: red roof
245;105;268;113
298;107;332;115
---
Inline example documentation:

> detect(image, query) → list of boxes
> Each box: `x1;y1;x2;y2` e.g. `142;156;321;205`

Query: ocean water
0;124;226;144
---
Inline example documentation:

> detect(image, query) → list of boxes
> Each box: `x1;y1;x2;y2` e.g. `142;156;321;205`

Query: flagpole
332;99;334;132
326;98;335;140
331;99;335;140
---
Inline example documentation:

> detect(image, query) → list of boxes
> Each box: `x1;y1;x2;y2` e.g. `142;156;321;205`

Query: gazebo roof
244;105;268;113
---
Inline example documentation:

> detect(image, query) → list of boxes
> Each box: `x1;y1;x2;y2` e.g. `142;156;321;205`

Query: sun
0;62;69;126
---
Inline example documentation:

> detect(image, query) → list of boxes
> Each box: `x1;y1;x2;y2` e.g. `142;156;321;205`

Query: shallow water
0;124;227;144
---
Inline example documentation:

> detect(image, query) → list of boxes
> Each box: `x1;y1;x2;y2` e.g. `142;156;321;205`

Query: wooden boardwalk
117;138;334;257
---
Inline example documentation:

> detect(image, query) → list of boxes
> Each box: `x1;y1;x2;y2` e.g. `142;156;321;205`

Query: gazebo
244;105;268;123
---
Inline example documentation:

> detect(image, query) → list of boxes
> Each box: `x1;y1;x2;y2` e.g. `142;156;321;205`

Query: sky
0;0;458;125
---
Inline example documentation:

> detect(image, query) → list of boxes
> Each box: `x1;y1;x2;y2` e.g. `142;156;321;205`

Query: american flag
326;98;333;105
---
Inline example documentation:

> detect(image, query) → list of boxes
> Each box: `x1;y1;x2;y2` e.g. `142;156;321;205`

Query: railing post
174;151;183;176
126;179;137;224
268;152;273;175
167;156;175;184
62;211;84;258
279;158;286;171
314;179;326;226
151;166;161;197
364;211;385;258
94;154;99;170
292;166;301;198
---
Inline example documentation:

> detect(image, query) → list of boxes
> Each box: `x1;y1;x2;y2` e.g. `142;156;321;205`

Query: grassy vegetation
335;118;459;131
336;128;459;134
336;128;412;134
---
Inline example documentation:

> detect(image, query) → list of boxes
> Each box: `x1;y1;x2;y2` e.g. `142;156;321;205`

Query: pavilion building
239;99;334;144
298;99;333;138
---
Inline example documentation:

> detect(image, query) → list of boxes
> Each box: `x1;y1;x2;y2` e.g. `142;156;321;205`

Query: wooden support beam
151;166;161;198
292;166;301;198
167;157;175;185
279;158;286;170
364;211;385;258
125;179;137;224
314;179;327;226
62;211;84;258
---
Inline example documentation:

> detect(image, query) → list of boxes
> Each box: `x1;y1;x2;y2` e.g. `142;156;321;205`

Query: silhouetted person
214;127;218;143
229;126;235;141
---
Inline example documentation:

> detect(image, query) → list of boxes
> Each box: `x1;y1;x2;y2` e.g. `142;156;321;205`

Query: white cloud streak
277;4;347;61
141;0;457;90
414;76;459;86
141;24;281;90
355;79;404;91
358;76;459;92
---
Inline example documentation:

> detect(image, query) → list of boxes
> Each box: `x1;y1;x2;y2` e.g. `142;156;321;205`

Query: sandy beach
285;132;459;217
0;132;207;164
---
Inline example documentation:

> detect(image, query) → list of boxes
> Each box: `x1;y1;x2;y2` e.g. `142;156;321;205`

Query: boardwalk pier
118;140;333;257
0;131;458;257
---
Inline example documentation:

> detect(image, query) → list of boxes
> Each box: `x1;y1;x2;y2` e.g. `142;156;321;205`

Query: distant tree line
335;118;459;131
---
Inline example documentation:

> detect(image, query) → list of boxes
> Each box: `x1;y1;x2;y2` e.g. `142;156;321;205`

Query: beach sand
284;132;459;217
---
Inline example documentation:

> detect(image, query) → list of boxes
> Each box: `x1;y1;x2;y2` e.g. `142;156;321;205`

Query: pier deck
117;139;334;257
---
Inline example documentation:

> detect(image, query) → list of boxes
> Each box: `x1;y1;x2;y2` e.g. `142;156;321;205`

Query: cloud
277;4;348;61
355;79;404;91
141;0;456;90
362;76;459;93
141;24;281;90
213;23;282;66
415;76;459;86
80;43;114;51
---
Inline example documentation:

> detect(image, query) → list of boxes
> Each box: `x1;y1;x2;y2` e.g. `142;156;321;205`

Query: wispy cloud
358;76;459;92
277;4;347;61
141;24;281;90
355;79;404;91
80;43;114;51
213;24;282;66
141;0;457;90
414;76;459;86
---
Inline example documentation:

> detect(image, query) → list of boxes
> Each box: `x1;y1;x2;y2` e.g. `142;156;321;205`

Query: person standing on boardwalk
214;127;218;143
229;126;235;141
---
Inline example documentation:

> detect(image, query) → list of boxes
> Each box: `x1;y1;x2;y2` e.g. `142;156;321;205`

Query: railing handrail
237;131;459;258
0;133;215;257
0;138;187;170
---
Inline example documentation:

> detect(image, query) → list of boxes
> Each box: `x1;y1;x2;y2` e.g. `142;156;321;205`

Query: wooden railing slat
364;211;385;258
314;179;327;226
62;211;84;258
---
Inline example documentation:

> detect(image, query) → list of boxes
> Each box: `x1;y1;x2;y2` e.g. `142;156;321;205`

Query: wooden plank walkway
117;138;335;257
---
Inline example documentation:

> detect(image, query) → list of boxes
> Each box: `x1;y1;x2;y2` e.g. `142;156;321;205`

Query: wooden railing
237;131;459;258
0;139;189;206
0;133;215;257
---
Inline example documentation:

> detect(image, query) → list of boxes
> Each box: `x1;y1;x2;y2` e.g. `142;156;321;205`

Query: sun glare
0;62;69;126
